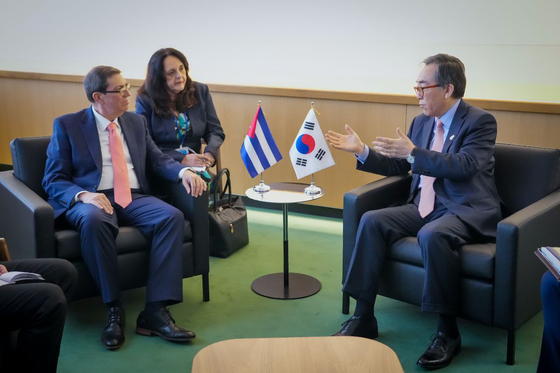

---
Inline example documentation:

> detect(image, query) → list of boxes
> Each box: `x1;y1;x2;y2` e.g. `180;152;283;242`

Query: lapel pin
450;135;455;141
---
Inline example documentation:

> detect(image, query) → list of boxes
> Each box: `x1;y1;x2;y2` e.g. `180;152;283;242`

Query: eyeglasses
101;83;131;96
413;84;441;97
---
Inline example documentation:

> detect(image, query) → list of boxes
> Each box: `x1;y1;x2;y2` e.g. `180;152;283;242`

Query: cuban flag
289;108;335;179
240;106;283;178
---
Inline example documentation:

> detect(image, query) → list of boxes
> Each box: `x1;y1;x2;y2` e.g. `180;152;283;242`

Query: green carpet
58;207;543;372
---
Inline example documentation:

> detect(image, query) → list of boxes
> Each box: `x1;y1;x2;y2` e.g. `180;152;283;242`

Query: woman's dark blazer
135;82;225;163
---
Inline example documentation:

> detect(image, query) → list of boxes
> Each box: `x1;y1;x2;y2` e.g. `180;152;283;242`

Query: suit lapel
119;114;142;175
80;108;102;172
419;116;435;149
443;99;467;153
409;116;435;193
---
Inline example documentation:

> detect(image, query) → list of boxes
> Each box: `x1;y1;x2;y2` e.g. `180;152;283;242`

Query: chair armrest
164;180;210;273
0;171;55;259
342;175;411;281
494;188;560;329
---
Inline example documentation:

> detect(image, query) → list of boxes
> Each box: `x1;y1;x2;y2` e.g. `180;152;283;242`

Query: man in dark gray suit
326;54;501;370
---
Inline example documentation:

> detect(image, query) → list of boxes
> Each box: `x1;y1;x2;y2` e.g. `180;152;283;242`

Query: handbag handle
210;168;232;212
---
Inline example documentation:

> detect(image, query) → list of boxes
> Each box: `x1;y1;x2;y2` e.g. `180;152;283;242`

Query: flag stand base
304;183;322;195
253;181;271;193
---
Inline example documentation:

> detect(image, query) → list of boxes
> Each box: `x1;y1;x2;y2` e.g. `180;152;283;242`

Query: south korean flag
289;108;335;179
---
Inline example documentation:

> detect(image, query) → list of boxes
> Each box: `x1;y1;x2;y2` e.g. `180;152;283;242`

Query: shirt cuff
178;167;194;179
74;191;87;204
355;145;369;164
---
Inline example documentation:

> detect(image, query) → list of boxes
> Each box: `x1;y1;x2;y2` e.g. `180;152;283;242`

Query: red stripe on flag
247;107;260;138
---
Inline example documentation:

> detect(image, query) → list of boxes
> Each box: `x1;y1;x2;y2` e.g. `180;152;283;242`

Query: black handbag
208;168;249;258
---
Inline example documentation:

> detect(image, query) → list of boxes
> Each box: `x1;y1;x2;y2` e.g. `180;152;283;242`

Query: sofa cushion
10;136;51;201
389;237;496;280
55;220;193;261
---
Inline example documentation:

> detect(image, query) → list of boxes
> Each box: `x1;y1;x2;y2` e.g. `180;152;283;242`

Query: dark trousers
342;197;472;315
537;271;560;373
65;193;184;305
0;258;77;373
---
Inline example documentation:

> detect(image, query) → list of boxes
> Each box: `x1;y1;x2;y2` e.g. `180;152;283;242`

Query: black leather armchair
341;143;560;365
0;136;210;301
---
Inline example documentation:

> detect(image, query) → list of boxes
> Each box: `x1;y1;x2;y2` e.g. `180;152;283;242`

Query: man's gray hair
423;54;466;99
83;66;121;103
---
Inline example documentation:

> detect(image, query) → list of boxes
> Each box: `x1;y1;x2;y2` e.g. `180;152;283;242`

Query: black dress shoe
332;315;378;339
136;308;195;342
101;307;125;350
417;331;461;369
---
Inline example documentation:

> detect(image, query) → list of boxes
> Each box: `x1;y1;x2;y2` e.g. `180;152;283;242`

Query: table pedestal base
251;273;321;299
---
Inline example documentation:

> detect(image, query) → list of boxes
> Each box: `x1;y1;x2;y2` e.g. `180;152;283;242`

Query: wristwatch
406;148;416;164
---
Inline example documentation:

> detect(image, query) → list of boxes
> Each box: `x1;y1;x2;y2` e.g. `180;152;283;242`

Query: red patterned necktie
108;122;132;208
418;119;444;218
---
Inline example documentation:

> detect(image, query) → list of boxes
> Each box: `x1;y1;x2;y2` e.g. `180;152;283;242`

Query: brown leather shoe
332;315;378;339
416;331;461;369
101;307;125;350
136;308;195;342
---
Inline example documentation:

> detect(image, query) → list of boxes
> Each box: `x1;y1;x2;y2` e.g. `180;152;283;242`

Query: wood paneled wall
1;71;559;209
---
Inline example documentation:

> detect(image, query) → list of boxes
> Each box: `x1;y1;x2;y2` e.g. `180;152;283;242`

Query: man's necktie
418;119;444;218
108;122;132;208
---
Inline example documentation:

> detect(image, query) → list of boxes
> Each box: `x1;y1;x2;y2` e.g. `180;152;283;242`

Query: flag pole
304;101;322;195
304;173;322;195
252;100;271;193
253;172;271;193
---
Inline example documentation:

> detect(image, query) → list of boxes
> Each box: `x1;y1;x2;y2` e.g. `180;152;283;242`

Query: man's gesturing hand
372;127;415;159
325;124;365;155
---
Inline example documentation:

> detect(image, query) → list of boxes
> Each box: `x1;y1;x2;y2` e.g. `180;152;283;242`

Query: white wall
1;0;558;102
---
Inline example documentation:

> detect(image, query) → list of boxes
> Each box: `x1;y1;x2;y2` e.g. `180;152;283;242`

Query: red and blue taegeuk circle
296;134;315;154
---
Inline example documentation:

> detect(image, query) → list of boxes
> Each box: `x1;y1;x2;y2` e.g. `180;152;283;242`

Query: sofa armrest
342;175;411;281
164;181;210;273
494;188;560;330
0;171;55;259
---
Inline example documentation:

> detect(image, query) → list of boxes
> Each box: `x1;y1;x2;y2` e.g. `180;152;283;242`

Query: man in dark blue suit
42;66;206;350
326;54;501;369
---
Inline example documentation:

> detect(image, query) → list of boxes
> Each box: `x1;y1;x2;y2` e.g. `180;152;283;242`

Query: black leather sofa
341;143;560;364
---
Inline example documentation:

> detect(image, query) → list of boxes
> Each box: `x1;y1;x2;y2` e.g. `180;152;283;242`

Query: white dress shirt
91;106;141;190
